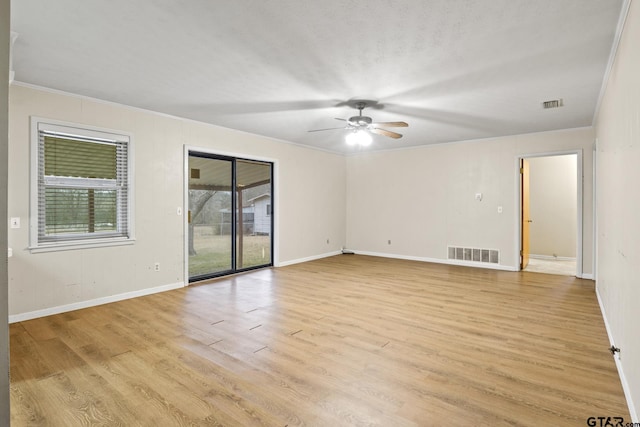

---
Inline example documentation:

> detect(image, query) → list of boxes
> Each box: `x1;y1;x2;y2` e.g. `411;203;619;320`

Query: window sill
29;238;135;254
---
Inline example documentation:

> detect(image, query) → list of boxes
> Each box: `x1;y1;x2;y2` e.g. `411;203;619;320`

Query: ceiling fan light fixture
346;130;372;146
309;99;407;143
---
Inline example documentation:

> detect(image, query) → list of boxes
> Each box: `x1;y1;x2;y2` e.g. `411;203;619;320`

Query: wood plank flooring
9;255;630;426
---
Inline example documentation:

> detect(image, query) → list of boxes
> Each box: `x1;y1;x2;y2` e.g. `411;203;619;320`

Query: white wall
528;155;577;258
0;0;11;423
346;128;594;273
7;84;346;318
595;0;639;420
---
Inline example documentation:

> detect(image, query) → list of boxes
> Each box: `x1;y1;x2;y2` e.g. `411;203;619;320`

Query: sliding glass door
236;160;272;270
188;152;273;282
188;156;233;277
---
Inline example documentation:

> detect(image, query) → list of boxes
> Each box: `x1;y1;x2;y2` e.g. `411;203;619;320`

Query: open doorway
520;152;582;276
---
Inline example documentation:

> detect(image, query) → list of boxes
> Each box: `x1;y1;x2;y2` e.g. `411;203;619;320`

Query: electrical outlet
154;262;160;272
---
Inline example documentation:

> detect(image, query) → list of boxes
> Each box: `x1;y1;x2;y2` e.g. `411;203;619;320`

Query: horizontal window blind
38;130;129;243
44;137;117;179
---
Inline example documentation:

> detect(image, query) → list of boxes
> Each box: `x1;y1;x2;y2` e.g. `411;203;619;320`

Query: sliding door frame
183;145;278;284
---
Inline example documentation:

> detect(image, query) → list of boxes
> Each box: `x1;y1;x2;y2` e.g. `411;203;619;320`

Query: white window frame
29;117;135;253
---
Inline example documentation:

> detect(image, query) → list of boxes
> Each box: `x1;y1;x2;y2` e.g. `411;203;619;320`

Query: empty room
1;0;639;425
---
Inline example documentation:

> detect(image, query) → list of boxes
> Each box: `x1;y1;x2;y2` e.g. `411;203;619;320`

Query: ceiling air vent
542;99;564;109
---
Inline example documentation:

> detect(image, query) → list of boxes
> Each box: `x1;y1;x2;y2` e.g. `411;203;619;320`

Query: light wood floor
10;255;629;426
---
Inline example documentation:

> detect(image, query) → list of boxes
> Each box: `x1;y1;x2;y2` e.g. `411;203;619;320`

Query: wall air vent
542;99;564;109
447;246;499;264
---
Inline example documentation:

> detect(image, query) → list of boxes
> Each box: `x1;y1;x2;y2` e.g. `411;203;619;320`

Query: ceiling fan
309;100;408;146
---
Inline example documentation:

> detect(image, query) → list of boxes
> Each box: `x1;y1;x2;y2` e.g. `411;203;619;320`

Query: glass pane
44;187;117;236
188;156;233;278
236;160;272;269
45;136;117;179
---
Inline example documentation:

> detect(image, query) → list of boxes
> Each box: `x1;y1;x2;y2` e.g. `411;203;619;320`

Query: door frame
183;145;279;285
520;158;531;270
515;149;583;277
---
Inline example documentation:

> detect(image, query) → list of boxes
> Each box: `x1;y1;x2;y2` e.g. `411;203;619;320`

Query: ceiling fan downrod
349;102;372;127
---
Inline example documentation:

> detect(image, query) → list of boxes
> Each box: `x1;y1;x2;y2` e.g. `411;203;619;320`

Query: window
30;118;133;251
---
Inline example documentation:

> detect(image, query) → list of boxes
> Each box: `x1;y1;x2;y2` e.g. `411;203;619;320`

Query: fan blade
308;126;347;133
371;128;403;139
371;121;408;127
334;117;347;121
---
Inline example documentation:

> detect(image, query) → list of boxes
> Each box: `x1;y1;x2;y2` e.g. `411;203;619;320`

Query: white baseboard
579;273;594;280
596;285;638;422
353;250;519;272
276;250;342;267
9;281;185;323
530;254;577;261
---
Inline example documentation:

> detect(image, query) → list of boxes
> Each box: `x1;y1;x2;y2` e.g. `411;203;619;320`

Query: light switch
475;193;483;201
177;207;182;215
10;217;20;228
497;206;503;214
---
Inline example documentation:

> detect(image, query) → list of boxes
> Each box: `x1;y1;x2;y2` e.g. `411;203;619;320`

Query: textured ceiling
10;0;624;154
